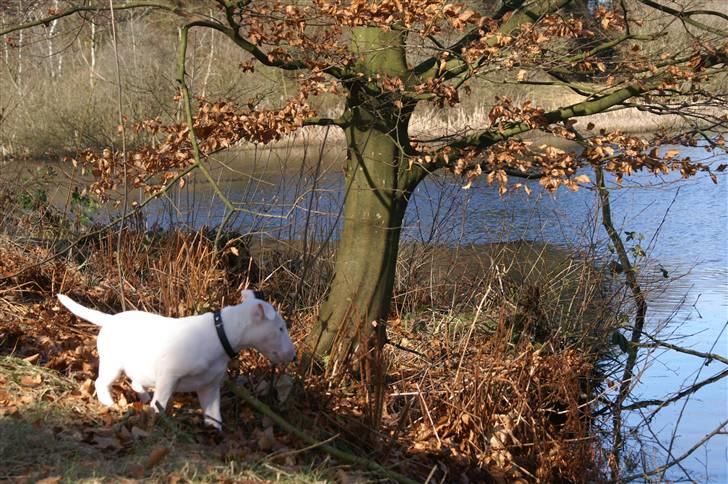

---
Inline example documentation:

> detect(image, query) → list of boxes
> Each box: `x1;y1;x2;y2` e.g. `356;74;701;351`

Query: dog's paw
203;416;223;431
97;394;115;407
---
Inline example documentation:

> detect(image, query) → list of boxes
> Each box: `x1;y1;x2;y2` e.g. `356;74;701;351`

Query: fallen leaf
0;405;19;417
80;378;94;396
335;469;367;484
130;465;145;479
166;474;181;484
116;426;133;445
20;374;42;387
36;477;61;484
23;353;40;364
144;446;170;469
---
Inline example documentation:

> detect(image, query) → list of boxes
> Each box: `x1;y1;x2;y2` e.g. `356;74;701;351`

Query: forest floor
1;231;614;483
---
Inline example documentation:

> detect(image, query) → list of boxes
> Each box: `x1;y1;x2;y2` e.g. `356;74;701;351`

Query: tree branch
636;0;728;37
618;419;728;482
640;337;728;366
302;116;348;128
412;0;573;81
595;162;648;480
0;1;345;79
446;81;649;154
216;2;345;78
177;22;291;220
228;383;419;484
0;1;190;38
622;366;728;412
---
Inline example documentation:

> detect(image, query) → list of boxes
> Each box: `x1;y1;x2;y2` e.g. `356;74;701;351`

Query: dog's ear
241;289;257;302
262;302;277;321
253;302;278;321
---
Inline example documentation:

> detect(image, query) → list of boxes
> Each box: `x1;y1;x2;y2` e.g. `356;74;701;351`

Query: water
22;145;728;480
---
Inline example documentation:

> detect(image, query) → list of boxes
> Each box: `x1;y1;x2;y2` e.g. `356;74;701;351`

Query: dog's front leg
150;374;178;413
197;380;223;430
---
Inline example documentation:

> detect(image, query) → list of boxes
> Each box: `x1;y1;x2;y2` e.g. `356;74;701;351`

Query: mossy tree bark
304;27;420;361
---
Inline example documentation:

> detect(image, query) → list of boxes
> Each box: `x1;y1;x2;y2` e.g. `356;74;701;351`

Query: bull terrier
57;290;295;429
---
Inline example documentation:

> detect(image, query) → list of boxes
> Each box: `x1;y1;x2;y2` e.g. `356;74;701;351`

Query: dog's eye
279;327;284;332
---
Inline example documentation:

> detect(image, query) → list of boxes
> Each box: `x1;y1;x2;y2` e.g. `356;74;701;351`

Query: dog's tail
57;294;113;326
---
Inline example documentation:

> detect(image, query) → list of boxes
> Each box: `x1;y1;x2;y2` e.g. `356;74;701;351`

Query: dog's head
239;290;296;365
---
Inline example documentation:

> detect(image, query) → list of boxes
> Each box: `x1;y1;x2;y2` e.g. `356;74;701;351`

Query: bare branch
622;366;728;412
635;0;728;37
640;337;728;366
302;117;348;128
0;1;191;38
619;419;728;482
0;1;346;80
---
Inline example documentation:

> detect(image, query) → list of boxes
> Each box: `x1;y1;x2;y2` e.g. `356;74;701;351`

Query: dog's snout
281;347;296;363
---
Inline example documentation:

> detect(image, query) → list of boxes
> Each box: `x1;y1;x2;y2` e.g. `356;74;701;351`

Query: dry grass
0;221;615;482
0;356;334;482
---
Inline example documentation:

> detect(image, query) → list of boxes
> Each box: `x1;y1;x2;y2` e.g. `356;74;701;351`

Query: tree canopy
1;0;726;360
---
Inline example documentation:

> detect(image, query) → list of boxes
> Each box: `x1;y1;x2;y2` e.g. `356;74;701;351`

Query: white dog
57;290;295;429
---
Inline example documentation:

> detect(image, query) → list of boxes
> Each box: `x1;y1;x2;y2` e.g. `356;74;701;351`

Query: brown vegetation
1;0;725;481
0;222;612;481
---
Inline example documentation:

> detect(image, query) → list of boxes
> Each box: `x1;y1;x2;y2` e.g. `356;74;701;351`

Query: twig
594;164;648;480
416;382;441;448
109;0;129;311
385;339;429;361
660;320;728;479
152;402;194;443
617;419;728;482
228;383;418;484
0;163;197;284
454;287;491;386
177;23;296;221
0;1;184;38
264;433;340;461
639;336;728;366
622;367;728;412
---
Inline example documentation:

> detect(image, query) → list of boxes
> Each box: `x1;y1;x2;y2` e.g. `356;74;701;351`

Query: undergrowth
0;226;617;482
0;189;618;482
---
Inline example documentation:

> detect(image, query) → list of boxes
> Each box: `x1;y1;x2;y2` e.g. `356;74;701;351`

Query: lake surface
19;143;728;480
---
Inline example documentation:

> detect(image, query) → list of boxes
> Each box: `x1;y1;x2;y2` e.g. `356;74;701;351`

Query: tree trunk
304;27;415;362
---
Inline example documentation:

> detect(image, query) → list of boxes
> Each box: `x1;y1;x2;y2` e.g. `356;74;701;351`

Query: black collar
213;310;238;359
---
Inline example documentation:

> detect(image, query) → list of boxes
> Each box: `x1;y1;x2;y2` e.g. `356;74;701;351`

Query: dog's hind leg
95;361;121;407
197;381;223;430
131;380;151;404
